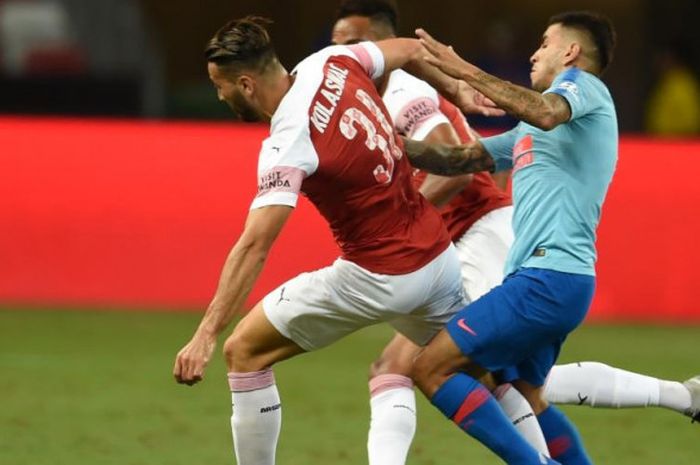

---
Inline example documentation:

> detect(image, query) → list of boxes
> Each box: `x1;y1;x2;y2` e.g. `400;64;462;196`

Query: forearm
459;66;558;129
403;59;461;102
375;38;463;100
195;242;267;337
403;137;494;176
419;174;473;207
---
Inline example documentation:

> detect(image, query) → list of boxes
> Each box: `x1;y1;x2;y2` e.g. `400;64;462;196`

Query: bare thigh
223;301;307;372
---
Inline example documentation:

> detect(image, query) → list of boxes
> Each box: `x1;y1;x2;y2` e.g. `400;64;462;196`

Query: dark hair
335;0;398;34
205;16;277;74
548;11;617;73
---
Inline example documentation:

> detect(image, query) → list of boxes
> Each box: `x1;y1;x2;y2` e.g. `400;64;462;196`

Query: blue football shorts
445;267;595;386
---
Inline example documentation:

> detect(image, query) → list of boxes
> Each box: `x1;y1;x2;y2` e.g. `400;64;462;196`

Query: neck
567;56;599;76
260;65;292;121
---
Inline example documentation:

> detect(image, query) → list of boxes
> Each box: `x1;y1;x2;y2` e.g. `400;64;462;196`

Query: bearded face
229;88;265;122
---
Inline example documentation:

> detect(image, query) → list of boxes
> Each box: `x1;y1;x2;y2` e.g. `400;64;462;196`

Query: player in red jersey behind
172;16;501;465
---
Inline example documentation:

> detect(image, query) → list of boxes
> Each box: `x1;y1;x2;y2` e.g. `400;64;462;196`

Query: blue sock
431;374;557;465
537;405;592;465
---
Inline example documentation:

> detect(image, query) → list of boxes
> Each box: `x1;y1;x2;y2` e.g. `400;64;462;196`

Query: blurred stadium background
1;0;699;464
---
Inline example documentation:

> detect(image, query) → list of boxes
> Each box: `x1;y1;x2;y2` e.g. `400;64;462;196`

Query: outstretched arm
403;137;495;176
173;205;293;385
373;38;505;117
416;29;571;130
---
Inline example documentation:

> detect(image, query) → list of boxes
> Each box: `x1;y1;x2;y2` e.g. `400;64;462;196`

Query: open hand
416;28;504;117
454;81;506;117
416;28;472;80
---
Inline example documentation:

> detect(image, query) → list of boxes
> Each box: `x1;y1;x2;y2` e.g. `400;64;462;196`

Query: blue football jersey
482;67;618;276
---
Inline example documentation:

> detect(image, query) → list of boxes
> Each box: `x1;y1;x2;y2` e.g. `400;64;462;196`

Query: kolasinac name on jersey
310;62;349;134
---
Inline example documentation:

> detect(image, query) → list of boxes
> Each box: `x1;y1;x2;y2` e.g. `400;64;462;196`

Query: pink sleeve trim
395;97;442;139
347;43;375;77
256;166;305;198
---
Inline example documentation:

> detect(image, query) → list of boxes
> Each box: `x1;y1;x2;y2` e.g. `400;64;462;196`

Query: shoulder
384;69;440;109
386;69;439;98
548;68;610;99
545;67;614;120
383;70;448;139
274;50;349;131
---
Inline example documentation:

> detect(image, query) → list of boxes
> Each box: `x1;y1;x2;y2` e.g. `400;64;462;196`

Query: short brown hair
205;16;277;74
335;0;399;33
549;11;617;74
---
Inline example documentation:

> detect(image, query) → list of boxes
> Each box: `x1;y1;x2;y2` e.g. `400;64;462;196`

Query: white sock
367;374;416;465
545;362;692;412
228;370;281;465
494;384;550;457
659;380;693;413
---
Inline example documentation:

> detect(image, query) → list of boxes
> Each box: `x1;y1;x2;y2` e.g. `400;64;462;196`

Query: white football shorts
262;244;467;351
454;205;514;302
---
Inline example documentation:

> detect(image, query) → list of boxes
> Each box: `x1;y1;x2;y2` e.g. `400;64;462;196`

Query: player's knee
368;357;384;379
222;334;239;366
368;354;412;379
222;331;256;372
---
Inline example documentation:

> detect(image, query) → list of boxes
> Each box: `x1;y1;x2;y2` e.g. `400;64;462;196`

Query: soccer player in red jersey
172;16;501;465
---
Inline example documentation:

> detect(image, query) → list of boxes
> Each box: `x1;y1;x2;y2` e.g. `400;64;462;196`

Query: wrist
197;309;225;338
195;324;218;340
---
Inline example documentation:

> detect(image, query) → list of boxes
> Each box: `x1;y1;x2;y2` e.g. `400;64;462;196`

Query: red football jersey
380;68;511;242
436;97;512;241
251;43;450;274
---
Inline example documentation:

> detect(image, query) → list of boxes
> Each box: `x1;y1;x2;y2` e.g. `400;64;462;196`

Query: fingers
415;28;442;55
173;350;206;386
416;28;447;62
482;108;507;117
477;96;506;116
422;54;442;68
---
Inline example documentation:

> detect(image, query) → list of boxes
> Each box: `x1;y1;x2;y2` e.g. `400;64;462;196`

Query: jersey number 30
339;89;403;184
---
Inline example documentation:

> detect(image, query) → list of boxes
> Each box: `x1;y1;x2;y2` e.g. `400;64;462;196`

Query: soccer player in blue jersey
399;11;626;465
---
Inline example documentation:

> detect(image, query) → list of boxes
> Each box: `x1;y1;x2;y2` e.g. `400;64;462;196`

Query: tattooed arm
457;70;571;130
402;137;495;176
416;29;571;130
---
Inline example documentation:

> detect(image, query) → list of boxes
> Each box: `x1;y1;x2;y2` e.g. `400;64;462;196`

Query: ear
563;42;581;66
237;74;256;97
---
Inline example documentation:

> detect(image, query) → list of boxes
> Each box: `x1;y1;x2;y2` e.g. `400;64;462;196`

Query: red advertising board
1;117;698;322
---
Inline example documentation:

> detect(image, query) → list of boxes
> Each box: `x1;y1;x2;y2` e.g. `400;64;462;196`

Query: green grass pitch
1;308;698;465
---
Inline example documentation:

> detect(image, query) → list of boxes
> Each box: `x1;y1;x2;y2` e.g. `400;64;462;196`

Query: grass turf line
0;308;698;465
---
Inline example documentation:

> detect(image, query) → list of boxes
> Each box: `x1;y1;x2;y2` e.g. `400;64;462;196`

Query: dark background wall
139;0;700;131
2;0;699;131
